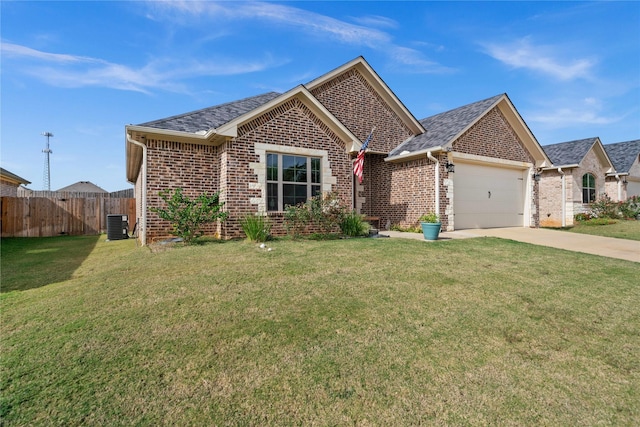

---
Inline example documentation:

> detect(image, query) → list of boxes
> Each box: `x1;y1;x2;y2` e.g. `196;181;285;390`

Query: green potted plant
419;212;441;240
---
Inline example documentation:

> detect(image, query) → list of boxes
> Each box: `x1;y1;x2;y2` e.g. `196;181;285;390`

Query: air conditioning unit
107;214;129;240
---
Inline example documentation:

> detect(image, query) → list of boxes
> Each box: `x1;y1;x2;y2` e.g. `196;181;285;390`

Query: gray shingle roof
138;92;282;133
57;181;107;193
389;94;504;157
603;139;640;173
542;137;599;166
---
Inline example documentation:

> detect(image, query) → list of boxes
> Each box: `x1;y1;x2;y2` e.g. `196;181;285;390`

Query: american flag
353;128;374;183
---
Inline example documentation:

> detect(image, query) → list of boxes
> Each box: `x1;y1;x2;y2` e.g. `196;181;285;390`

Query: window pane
267;183;278;211
311;158;321;184
583;189;589;204
283;155;307;182
589;189;596;203
267;154;278;181
583;173;595;188
312;185;321;197
283;184;307;207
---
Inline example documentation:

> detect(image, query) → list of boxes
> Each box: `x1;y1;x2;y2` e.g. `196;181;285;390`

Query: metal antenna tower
41;132;54;191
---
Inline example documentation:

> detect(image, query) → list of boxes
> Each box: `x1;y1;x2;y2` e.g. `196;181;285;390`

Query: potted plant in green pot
419;212;441;240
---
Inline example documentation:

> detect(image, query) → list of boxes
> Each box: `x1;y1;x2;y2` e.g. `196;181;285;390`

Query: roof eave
385;146;445;163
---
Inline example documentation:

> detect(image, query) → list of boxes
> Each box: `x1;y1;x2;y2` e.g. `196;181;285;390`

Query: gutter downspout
558;168;566;228
427;152;440;217
128;134;147;246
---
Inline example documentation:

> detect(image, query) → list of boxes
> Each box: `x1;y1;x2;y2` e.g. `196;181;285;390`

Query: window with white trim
582;173;596;203
266;153;321;211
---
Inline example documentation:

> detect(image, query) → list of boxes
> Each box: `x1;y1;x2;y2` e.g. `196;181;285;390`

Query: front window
582;173;596;203
266;153;321;211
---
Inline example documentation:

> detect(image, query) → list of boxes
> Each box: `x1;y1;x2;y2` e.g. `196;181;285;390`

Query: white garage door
454;162;525;229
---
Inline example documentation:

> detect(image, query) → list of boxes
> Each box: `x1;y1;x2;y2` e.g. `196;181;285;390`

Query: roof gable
604;139;640;173
542;138;597;166
390;94;504;156
543;137;615;172
388;94;550;167
305;56;425;136
127;86;361;182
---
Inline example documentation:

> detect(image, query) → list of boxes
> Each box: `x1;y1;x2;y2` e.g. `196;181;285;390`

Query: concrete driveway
380;228;639;263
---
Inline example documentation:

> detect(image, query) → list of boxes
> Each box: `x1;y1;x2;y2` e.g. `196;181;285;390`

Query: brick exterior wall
144;140;221;242
539;170;573;227
452;107;535;164
310;69;414;153
361;154;448;230
1;179;19;197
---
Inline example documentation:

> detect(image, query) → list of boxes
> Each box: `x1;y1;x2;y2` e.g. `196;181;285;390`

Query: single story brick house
604;139;640;199
0;168;31;197
539;137;616;227
126;57;551;244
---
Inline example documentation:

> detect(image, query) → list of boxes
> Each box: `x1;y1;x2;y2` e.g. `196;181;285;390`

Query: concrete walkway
380;228;639;263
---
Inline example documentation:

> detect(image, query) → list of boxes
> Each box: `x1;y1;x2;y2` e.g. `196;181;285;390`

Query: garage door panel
454;163;525;229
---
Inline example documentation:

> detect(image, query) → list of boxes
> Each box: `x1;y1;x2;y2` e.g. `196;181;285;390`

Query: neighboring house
0;168;31;197
604;139;640;199
56;181;108;193
539;137;615;227
126;57;550;245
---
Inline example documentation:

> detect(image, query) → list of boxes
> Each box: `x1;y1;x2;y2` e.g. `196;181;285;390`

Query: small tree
150;188;228;244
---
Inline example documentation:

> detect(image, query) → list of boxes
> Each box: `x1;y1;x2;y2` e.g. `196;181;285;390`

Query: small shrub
574;212;592;222
241;214;271;242
150;188;228;244
284;203;311;239
339;211;370;237
590;194;620;219
308;192;346;236
619;195;640;219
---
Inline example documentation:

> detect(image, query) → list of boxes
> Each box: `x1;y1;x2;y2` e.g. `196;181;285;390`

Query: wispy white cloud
528;97;624;128
2;42;100;64
481;37;596;81
1;41;281;93
149;1;449;73
350;14;399;29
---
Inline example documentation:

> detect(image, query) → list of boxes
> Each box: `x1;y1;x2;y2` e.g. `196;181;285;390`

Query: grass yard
563;219;640;241
1;235;639;425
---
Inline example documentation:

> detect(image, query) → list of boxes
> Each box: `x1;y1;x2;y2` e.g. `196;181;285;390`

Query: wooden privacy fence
1;197;136;237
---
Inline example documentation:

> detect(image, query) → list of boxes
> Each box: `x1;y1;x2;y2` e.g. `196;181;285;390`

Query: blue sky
2;1;639;192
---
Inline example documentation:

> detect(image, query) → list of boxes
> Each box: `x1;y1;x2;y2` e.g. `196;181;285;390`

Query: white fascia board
384;146;444;163
126;125;216;144
542;164;580;171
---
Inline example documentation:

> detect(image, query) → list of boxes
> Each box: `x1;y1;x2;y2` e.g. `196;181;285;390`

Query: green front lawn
565;219;640;241
1;236;639;425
